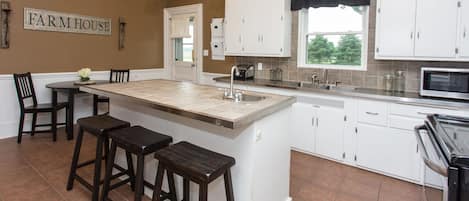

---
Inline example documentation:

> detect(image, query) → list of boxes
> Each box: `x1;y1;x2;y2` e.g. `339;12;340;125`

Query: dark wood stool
101;126;175;201
67;115;132;201
152;141;236;201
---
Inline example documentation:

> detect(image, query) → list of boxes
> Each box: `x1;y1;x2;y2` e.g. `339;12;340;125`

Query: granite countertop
80;79;296;129
214;77;469;110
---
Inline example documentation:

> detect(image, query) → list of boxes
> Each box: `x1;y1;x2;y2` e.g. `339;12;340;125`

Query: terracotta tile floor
0;129;423;201
290;151;424;201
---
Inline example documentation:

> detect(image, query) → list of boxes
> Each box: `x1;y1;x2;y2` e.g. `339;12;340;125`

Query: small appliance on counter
270;68;283;81
233;64;255;80
420;67;469;100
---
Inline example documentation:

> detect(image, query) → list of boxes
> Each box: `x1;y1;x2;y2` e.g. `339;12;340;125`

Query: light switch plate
203;49;209;56
257;62;263;70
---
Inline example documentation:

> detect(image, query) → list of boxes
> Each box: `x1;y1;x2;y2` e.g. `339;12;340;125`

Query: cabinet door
257;0;284;55
375;0;417;57
315;106;344;161
415;0;459;58
290;103;316;153
356;124;421;182
459;0;469;57
224;0;244;54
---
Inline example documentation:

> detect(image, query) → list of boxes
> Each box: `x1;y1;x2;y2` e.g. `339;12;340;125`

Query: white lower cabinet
356;123;421;182
291;103;316;153
315;106;345;161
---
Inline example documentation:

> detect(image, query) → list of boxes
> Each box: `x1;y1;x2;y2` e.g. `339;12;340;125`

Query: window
175;17;194;62
298;5;369;70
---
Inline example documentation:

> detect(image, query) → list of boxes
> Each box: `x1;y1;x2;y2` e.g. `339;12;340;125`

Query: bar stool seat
67;115;132;201
153;142;236;201
101;126;175;201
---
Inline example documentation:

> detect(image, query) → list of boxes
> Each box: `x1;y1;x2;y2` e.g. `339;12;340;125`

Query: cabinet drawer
390;103;452;119
389;115;424;131
358;100;388;126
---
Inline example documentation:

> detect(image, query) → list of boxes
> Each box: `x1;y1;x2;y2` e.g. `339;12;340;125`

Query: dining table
46;80;109;140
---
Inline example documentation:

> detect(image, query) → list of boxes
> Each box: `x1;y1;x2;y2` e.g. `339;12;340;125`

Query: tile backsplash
233;0;469;92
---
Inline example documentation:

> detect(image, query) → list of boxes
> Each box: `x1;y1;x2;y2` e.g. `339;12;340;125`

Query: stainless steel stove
415;114;469;201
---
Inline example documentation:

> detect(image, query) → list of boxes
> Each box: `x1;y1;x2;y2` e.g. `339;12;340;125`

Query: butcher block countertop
80;79;296;129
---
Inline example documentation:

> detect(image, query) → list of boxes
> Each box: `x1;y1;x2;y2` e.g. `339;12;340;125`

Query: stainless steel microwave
420;67;469;100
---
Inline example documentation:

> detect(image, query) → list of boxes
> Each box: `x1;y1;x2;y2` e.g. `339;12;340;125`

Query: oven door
415;125;449;201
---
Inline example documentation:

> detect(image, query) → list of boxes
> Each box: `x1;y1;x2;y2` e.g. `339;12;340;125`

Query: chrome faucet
323;69;329;84
227;65;239;99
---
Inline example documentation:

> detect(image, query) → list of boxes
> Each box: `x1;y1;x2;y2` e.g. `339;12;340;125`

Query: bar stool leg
199;183;208;201
100;141;117;201
135;154;145;201
103;138;110;163
183;178;190;201
52;110;57;141
125;151;136;191
93;95;98;116
91;136;105;201
167;170;177;201
67;127;84;190
224;169;235;201
152;163;165;201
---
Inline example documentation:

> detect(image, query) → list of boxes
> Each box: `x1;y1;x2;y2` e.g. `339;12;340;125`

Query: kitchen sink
299;82;336;90
222;93;266;102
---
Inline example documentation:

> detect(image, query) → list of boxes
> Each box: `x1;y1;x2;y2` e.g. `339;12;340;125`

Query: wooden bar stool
152;141;236;201
66;115;133;201
101;126;175;201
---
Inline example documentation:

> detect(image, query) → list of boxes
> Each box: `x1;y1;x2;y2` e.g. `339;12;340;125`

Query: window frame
297;6;370;71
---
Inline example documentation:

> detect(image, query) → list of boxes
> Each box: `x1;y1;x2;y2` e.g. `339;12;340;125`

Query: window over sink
297;5;369;70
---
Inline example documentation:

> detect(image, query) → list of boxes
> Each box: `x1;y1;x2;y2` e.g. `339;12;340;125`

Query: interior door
315;106;344;161
173;14;197;82
459;0;469;58
375;0;417;57
291;103;316;153
414;0;459;58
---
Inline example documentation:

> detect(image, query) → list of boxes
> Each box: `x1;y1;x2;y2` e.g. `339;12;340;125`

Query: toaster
234;64;255;80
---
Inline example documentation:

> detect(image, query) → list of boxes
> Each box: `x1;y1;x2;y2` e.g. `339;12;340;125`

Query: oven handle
414;125;448;177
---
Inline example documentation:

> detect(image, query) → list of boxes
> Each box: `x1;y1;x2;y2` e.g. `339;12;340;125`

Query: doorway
164;4;203;82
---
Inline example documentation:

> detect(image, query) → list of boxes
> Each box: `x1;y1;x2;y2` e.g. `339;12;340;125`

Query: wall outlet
257;62;263;70
203;49;209;56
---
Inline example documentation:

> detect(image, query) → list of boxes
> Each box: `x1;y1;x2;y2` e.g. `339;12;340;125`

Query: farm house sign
24;8;111;35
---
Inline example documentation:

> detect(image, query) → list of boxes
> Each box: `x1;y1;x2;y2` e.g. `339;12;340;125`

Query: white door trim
164;4;203;83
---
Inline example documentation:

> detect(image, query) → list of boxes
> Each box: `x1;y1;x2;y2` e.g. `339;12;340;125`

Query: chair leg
100;141;117;201
125;151;136;191
103;138;110;163
67;127;84;190
65;107;70;137
183;178;190;201
167;170;177;201
199;183;208;201
51;110;57;142
31;112;37;136
151;163;165;201
17;112;25;144
91;136;105;201
224;169;235;201
135;154;145;201
93;95;99;116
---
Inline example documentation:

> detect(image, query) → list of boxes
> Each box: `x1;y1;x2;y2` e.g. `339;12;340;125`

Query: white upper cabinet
224;0;291;57
375;0;417;57
414;0;459;58
459;0;469;57
375;0;465;61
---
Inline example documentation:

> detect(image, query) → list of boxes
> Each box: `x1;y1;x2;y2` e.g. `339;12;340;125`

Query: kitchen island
80;79;296;201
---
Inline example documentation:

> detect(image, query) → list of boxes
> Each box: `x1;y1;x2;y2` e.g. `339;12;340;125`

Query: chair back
110;69;130;83
13;72;37;109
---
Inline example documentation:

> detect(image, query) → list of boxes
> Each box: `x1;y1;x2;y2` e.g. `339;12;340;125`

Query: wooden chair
13;72;70;144
93;69;130;115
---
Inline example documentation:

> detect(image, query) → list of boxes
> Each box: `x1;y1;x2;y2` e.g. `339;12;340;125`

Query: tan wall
165;0;235;74
0;0;165;74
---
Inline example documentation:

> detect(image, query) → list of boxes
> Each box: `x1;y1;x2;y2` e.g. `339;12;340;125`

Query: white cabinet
291;103;316;153
459;0;469;58
224;0;291;57
356;124;421;182
375;0;417;57
414;0;459;58
315;106;345;161
375;0;464;61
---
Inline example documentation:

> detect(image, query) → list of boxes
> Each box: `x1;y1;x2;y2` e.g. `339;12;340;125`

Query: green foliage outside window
307;34;362;66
